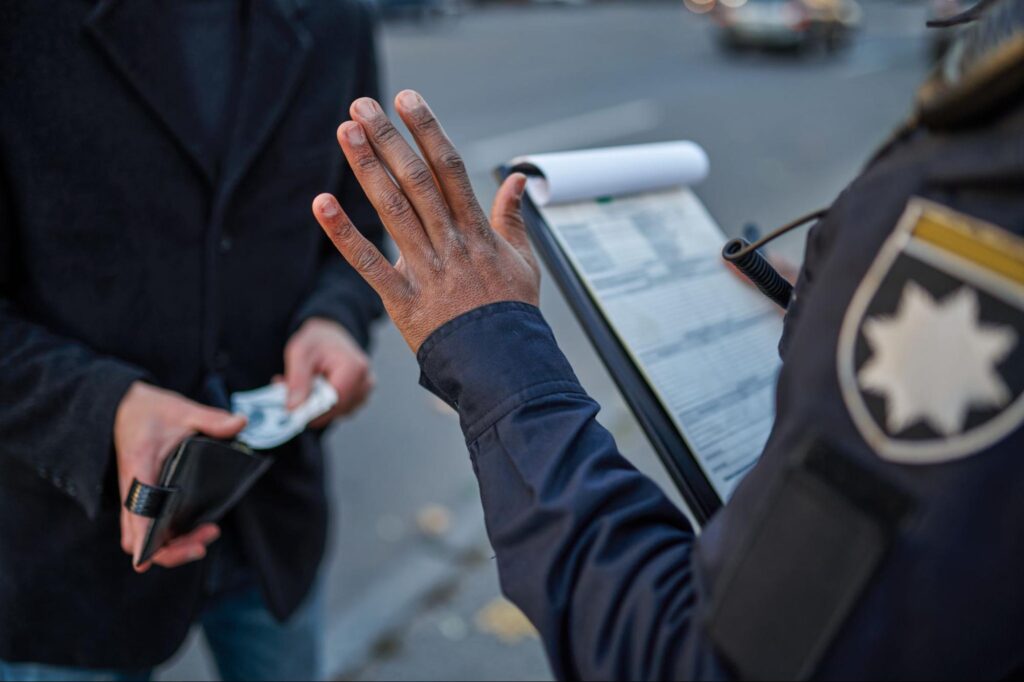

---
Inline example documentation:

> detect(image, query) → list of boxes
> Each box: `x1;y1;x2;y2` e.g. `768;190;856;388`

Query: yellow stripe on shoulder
912;206;1024;288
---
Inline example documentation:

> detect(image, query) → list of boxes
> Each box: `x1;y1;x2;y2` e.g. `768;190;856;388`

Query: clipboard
496;162;724;523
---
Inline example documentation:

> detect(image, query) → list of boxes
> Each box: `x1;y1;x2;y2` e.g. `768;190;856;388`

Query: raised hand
312;90;540;353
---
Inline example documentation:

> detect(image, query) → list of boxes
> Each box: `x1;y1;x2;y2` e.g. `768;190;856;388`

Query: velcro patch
707;441;914;680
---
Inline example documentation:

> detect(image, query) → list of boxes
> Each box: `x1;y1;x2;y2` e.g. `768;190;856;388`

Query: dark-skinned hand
312;91;540;353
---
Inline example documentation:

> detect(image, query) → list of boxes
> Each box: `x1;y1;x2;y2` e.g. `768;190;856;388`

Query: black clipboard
496;164;724;524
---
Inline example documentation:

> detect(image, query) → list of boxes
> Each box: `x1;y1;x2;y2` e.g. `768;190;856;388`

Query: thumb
491;173;530;253
187;404;247;439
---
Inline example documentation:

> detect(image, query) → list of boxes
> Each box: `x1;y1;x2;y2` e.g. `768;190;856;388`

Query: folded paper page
512;141;709;207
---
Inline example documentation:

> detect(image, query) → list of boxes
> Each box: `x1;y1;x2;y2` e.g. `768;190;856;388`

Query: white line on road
465;99;664;172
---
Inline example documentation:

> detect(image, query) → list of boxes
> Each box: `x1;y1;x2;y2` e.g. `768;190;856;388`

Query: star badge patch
838;198;1024;464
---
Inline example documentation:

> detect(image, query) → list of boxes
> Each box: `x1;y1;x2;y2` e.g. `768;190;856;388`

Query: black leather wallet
124;436;272;566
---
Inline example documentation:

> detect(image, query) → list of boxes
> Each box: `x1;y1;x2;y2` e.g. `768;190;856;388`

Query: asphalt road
160;1;931;679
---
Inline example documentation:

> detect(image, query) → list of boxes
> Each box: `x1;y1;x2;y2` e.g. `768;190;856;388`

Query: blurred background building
160;0;937;678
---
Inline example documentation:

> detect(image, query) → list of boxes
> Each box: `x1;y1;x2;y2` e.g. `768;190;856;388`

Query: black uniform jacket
0;0;384;669
416;50;1024;682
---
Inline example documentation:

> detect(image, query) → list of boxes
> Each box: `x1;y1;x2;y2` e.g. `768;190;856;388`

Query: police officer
310;1;1024;676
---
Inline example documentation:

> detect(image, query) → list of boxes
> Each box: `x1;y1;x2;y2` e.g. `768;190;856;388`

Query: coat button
219;236;233;253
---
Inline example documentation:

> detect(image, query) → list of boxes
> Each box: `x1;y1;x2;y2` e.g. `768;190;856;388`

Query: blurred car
712;0;863;53
927;0;969;61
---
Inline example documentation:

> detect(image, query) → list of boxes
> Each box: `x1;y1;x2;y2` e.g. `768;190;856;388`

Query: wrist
292;300;374;350
416;302;583;442
300;316;334;328
290;317;364;357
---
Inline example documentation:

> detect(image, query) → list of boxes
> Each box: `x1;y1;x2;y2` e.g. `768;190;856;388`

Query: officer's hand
113;381;246;572
312;91;540;353
283;317;374;427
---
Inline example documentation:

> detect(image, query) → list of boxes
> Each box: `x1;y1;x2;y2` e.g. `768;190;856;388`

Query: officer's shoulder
856;7;1024;187
917;1;1024;131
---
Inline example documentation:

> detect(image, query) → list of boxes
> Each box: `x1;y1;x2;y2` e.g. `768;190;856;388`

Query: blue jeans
0;584;325;682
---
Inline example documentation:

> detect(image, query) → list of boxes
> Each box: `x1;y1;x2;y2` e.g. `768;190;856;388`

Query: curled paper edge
511;141;709;207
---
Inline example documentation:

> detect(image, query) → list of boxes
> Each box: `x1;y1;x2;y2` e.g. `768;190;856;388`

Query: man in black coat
0;1;384;679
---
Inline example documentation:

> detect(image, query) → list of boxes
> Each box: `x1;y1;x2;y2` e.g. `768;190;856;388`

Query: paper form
536;187;783;500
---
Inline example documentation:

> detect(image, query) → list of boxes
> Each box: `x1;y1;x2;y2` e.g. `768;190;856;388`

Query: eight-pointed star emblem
858;284;1017;436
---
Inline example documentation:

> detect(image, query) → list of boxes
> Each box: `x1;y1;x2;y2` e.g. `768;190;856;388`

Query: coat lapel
84;0;217;183
220;0;313;202
85;0;313;194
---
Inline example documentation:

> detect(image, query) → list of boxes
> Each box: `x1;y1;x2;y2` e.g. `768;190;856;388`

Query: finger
309;361;371;426
337;120;435;262
118;468;137;555
352;370;376;411
331;362;375;416
187;405;247;440
313;194;408;300
490;173;531;256
394;90;487;227
127;512;172;569
309;369;374;428
121;444;170;559
129;515;218;568
284;344;316;410
121;508;135;556
171;523;220;547
350;98;454;248
148;543;206;570
125;513;151;562
308;413;334;431
145;524;220;571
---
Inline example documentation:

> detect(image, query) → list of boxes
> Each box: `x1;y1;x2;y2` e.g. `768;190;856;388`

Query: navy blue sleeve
418;302;721;680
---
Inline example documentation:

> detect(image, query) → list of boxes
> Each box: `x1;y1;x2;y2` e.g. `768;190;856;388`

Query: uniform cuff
417;302;584;442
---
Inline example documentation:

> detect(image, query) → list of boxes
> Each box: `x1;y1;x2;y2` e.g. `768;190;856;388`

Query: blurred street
161;0;930;679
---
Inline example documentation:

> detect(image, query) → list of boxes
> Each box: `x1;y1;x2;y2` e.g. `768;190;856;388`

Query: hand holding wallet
124;437;272;566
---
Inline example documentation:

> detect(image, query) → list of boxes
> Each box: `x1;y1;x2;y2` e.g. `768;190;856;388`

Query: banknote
231;377;338;450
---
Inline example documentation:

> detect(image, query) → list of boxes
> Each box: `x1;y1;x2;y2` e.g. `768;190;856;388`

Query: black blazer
0;0;384;668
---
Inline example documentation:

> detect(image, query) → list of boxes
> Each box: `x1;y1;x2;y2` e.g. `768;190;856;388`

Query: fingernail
318;196;339;218
190;548;206;561
514;173;528;195
345;123;366;146
398;90;422;111
353;98;377;119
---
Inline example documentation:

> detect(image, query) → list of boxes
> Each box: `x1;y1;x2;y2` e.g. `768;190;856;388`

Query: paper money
231;377;338;450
